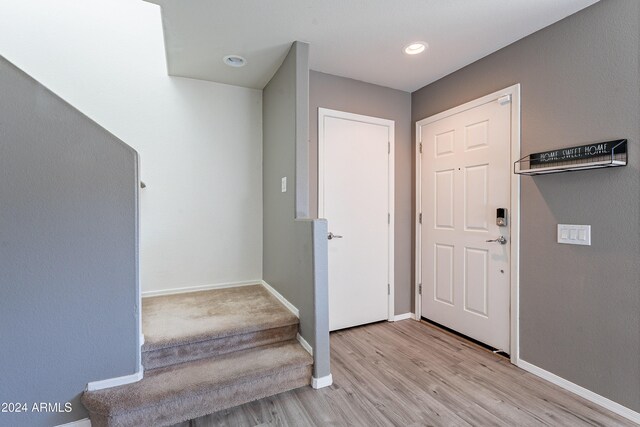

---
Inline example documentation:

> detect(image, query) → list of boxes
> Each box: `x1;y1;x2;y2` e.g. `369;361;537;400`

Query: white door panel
319;110;394;331
420;99;511;351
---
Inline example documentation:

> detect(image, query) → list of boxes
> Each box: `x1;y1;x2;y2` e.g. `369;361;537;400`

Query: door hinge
388;284;391;295
388;141;391;154
419;213;422;224
388;213;390;224
419;143;423;154
498;94;511;105
418;284;422;295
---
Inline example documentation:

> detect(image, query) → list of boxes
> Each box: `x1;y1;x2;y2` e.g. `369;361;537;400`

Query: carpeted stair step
142;285;299;370
82;340;312;427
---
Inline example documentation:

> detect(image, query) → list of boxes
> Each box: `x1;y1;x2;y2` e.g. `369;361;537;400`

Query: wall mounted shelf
514;139;627;176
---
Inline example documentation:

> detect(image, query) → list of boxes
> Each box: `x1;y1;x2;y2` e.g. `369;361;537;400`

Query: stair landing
143;284;298;351
142;284;299;369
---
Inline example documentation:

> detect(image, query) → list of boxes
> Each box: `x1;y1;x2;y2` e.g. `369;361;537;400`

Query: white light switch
281;177;287;193
557;224;591;246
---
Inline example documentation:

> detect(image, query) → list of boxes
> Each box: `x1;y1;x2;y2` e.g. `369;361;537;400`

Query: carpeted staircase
82;284;313;427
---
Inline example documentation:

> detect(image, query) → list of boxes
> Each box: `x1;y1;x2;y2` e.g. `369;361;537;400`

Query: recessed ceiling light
403;42;428;55
223;55;247;67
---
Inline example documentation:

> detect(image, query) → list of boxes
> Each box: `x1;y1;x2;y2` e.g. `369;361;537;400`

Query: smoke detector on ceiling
223;55;247;67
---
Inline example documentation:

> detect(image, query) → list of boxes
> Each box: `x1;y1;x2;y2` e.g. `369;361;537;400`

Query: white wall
0;0;263;293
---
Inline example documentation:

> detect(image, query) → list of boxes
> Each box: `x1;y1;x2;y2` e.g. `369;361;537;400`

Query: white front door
319;108;394;331
418;96;511;351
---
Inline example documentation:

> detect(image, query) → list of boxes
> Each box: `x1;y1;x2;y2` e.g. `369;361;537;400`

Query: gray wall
309;71;413;314
263;42;331;378
412;0;639;411
0;56;140;426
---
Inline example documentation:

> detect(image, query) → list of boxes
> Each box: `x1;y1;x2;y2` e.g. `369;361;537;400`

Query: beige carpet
83;284;312;427
82;341;312;427
142;284;298;351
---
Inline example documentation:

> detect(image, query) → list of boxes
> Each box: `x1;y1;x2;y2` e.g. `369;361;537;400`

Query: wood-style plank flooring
174;320;634;426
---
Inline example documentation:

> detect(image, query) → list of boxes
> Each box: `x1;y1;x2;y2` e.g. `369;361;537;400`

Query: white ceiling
149;0;599;92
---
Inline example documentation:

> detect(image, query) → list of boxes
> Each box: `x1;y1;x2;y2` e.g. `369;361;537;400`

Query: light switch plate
281;177;287;193
557;224;591;245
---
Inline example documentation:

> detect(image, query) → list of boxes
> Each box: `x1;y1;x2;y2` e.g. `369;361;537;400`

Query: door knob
327;232;343;240
486;236;507;245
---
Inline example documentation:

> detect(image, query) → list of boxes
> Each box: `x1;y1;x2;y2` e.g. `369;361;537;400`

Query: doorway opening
318;108;395;331
415;84;521;362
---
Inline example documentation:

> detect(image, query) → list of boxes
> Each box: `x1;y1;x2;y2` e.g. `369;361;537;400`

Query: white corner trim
261;280;300;318
55;418;92;427
140;333;145;347
517;359;640;424
296;333;313;356
392;313;415;322
312;374;333;389
141;280;261;298
86;364;144;392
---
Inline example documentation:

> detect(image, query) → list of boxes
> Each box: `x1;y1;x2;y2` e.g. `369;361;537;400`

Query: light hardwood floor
174;320;634;426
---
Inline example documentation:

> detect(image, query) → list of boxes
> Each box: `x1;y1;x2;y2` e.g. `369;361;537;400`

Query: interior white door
419;98;511;351
319;109;394;331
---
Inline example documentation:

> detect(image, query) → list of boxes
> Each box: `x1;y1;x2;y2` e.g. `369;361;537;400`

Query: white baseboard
517;359;640;424
86;364;144;391
392;312;415;321
56;418;92;427
312;374;333;389
297;333;313;356
261;280;300;317
141;280;261;298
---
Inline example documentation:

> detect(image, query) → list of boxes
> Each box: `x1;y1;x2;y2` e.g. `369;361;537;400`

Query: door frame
414;84;521;362
318;107;395;322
